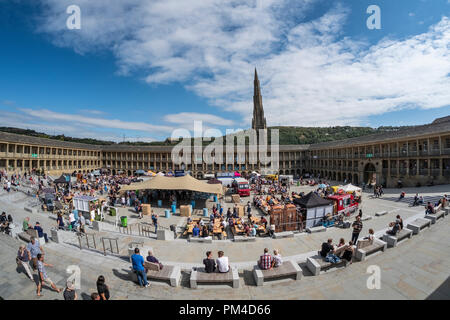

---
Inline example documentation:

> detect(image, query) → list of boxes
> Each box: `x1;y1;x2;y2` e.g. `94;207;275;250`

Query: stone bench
306;246;348;276
355;238;387;261
189;236;213;243
50;228;75;244
406;218;431;235
273;231;294;239
253;260;302;286
306;226;326;233
24;207;37;214
424;210;445;224
130;263;181;287
382;228;413;247
18;229;46;246
375;211;388;217
157;229;175;240
190;267;239;289
234;236;256;242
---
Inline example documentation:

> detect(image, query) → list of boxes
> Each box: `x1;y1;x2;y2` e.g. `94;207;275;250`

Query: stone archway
363;163;377;185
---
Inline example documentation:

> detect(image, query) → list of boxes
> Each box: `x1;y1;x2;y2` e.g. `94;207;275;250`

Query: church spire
252;68;267;130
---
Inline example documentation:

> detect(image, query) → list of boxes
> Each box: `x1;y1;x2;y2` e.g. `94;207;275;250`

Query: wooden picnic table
250;217;260;224
257;225;265;233
234;224;245;235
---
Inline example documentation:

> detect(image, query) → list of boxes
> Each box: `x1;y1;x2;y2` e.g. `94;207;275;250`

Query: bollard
203;208;208;217
165;209;171;218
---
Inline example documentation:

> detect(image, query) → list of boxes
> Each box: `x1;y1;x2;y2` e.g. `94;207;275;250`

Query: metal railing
118;224;134;235
77;232;97;250
101;237;119;256
138;223;154;237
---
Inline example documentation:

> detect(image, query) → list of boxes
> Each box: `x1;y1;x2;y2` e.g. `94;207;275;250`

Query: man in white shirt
216;251;230;273
272;249;283;268
69;212;75;229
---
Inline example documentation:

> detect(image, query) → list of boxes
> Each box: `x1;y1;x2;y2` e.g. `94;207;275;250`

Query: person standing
151;213;158;233
36;253;61;296
131;248;149;288
16;245;33;281
96;275;110;300
351;216;363;245
56;213;65;230
27;236;43;271
69;211;76;230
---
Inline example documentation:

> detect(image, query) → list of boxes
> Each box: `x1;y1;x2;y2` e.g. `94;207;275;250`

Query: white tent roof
120;174;224;195
342;184;361;192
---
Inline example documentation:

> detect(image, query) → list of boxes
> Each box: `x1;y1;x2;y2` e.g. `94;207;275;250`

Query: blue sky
0;0;449;141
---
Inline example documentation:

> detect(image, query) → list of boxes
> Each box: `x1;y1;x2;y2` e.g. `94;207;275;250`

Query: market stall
72;195;100;222
293;192;333;228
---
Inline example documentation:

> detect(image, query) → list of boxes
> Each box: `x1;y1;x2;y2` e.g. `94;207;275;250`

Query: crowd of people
16;236;111;299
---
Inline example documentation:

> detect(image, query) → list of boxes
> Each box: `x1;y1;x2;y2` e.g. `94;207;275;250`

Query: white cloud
18;108;174;133
0;109;159;142
37;0;450;127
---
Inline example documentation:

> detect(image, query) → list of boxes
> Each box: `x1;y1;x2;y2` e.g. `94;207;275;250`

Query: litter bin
110;208;116;216
191;200;195;208
213;195;218;202
165;209;171;218
203;208;208;217
157;200;162;207
171;204;176;213
120;216;128;227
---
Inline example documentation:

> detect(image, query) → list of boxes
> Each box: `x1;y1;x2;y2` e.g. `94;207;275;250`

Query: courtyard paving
0;183;449;299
